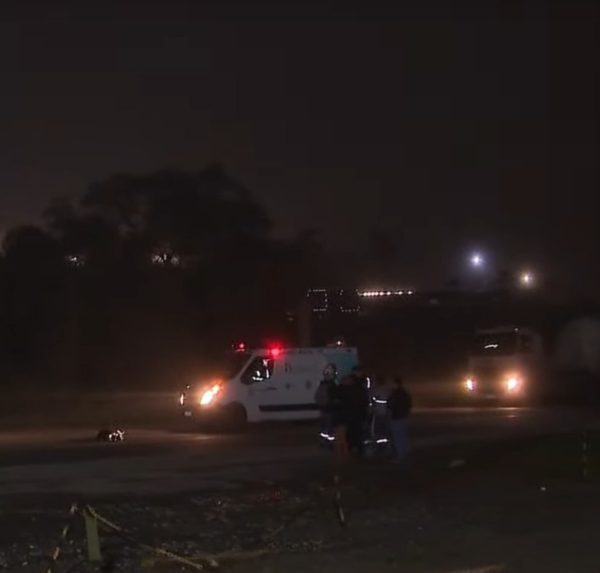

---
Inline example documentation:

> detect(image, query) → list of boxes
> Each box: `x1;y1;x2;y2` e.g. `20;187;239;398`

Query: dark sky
1;1;597;294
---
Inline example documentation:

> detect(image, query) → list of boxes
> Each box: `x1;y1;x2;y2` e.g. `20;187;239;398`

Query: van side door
241;355;287;416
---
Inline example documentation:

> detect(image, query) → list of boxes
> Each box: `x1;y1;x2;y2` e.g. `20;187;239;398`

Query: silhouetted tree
2;225;62;269
0;226;67;383
0;165;335;391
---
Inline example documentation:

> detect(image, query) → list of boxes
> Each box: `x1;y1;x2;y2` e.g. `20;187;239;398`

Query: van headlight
199;384;222;406
505;374;521;392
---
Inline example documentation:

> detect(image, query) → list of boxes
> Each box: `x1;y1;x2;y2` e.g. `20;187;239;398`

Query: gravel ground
1;435;600;573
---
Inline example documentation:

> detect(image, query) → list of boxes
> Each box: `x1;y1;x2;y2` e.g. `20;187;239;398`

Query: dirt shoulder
1;433;599;573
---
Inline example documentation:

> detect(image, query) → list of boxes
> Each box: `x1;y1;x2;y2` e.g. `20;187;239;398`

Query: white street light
520;271;535;288
470;253;484;268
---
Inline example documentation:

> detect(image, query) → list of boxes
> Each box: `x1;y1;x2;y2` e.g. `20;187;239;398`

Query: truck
179;345;358;427
462;319;600;403
461;326;544;402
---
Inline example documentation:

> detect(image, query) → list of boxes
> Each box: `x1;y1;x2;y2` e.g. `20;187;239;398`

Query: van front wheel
221;403;247;432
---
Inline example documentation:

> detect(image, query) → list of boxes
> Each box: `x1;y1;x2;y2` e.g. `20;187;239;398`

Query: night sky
1;2;597;294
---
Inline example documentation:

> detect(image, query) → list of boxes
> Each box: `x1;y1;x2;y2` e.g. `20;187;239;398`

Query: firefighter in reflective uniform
346;365;371;456
370;375;393;444
315;363;338;446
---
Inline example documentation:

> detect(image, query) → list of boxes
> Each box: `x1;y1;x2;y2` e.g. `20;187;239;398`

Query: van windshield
472;332;517;356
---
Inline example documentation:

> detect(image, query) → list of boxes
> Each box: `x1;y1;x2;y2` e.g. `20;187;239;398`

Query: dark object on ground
96;429;125;442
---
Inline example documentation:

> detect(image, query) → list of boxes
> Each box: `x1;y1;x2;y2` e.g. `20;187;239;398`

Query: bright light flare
505;376;520;392
470;253;484;268
464;378;476;392
520;271;535;288
199;383;222;406
358;289;415;297
269;346;282;358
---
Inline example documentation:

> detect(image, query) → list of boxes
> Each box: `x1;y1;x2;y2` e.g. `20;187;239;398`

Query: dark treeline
2;164;597;396
0;165;332;392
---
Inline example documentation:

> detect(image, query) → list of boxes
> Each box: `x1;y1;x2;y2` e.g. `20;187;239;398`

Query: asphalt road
0;407;596;496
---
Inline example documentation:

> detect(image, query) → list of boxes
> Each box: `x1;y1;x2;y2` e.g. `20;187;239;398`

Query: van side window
242;356;274;385
520;334;533;353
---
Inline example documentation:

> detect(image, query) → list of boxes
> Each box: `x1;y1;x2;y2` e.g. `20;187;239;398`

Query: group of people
315;365;412;463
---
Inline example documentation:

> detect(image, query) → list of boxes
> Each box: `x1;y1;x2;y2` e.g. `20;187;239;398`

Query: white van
179;346;358;426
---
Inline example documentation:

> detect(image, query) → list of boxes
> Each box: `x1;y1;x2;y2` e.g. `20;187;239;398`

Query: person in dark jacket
346;366;371;456
315;364;337;446
371;375;393;440
330;375;357;461
386;376;412;461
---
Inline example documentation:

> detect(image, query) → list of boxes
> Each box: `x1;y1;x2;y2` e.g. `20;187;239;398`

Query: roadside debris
96;429;125;442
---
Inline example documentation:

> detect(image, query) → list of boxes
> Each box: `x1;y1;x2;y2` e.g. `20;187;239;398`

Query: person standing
351;365;372;398
343;365;369;455
371;375;393;441
330;375;356;462
386;376;412;462
315;364;337;446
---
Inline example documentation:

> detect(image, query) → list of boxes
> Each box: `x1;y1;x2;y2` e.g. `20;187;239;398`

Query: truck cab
180;346;358;426
462;327;544;401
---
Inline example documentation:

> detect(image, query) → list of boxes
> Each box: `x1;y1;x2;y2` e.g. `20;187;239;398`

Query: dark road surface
0;407;596;496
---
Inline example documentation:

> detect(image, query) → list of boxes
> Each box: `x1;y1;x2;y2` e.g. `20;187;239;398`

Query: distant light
470;253;484;268
66;254;85;268
506;377;520;392
236;342;246;352
151;249;180;266
358;289;413;298
269;346;282;358
151;252;167;265
520;271;535;288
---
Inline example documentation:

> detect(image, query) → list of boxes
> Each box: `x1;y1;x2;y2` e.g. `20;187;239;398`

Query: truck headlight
199;384;222;406
505;375;520;392
464;378;476;392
